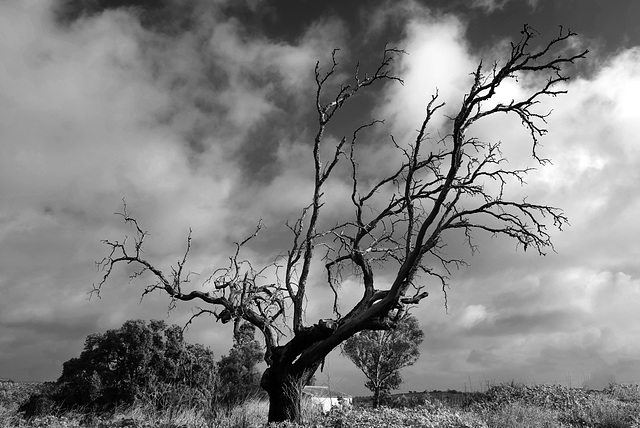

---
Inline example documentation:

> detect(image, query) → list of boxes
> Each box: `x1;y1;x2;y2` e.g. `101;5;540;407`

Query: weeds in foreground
3;382;640;427
561;395;640;428
604;384;640;404
482;402;562;428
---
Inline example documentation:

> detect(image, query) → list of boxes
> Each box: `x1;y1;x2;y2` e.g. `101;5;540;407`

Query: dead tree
94;25;587;423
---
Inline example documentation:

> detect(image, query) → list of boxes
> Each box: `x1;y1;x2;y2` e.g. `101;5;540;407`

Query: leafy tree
343;314;424;408
215;322;263;406
94;26;587;423
55;319;216;410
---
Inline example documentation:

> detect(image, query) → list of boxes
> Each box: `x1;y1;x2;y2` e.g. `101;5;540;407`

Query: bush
20;319;216;415
215;323;263;407
474;383;593;412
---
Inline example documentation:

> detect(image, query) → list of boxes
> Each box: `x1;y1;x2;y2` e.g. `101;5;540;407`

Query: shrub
475;383;592;412
21;319;216;415
215;323;263;407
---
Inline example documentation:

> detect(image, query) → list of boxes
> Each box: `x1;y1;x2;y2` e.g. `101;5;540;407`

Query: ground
2;382;640;427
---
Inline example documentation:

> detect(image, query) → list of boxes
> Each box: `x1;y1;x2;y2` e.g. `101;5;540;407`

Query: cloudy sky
1;0;640;395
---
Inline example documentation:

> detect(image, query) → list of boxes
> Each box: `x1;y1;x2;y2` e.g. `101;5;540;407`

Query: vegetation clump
469;383;640;428
18;320;217;417
216;323;265;408
474;383;595;412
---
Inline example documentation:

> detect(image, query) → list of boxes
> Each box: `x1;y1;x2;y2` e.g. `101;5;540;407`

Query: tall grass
483;402;562;428
4;382;640;427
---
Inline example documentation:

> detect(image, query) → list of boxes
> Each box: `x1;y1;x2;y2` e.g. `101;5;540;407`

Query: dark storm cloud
54;0;196;34
464;309;588;337
219;0;380;45
0;315;101;344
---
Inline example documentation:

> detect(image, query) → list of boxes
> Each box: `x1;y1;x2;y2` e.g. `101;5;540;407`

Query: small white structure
302;385;352;413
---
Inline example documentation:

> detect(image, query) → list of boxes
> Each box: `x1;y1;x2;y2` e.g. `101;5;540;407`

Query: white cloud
458;304;492;328
377;12;476;141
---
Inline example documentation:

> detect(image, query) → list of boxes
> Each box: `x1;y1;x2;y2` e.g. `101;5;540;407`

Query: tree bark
260;346;323;423
372;387;381;408
261;367;304;423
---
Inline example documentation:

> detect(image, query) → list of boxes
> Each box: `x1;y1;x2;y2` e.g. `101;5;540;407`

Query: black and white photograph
1;0;640;426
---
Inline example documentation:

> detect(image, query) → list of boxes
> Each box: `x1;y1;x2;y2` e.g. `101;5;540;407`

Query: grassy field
2;381;640;427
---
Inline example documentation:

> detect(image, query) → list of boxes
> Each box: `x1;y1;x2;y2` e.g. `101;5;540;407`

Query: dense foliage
215;323;264;407
342;315;424;407
21;320;216;415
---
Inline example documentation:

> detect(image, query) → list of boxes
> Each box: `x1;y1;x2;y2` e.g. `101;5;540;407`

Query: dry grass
483;402;564;428
3;382;640;427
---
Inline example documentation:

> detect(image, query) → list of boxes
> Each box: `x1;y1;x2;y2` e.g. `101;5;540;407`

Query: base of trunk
267;386;302;423
262;368;305;423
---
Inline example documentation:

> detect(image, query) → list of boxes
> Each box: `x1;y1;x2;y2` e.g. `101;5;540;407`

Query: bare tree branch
95;29;587;423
